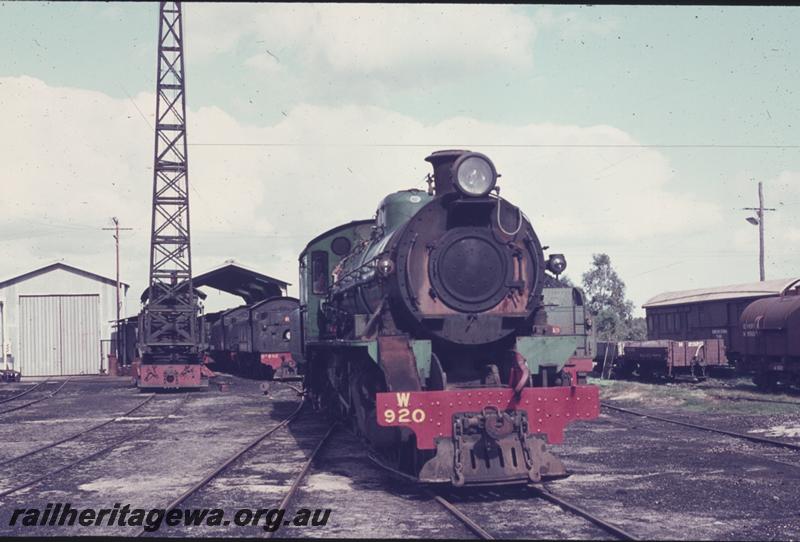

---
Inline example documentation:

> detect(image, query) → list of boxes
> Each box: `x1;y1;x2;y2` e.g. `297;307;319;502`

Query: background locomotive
299;150;599;486
112;296;302;381
542;280;594;360
205;297;302;380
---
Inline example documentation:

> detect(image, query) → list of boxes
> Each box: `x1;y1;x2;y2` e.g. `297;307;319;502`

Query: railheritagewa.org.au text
8;503;331;532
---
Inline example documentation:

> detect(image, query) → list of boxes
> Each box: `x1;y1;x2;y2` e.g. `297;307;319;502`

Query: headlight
546;254;567;275
452;153;497;197
377;257;394;276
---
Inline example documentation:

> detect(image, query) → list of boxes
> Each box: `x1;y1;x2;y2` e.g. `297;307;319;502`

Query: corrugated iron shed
643;277;800;308
0;262;126;376
0;262;128;290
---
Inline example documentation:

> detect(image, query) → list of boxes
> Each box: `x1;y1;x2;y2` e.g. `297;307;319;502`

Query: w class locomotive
299;150;599;486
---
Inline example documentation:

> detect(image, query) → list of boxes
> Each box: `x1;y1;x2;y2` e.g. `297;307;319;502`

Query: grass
588;376;800;416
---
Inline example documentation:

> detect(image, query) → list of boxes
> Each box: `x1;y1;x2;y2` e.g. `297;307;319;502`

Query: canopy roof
192;262;289;305
643;277;799;308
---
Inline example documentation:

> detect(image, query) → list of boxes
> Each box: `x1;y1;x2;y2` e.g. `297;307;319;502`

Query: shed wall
0;267;125;375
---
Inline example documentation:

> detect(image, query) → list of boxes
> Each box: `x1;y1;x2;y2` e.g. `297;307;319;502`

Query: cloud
0;75;721;313
533;7;620;40
244;53;282;74
185;4;537;85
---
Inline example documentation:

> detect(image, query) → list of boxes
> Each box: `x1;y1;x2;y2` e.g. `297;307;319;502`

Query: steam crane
137;1;207;389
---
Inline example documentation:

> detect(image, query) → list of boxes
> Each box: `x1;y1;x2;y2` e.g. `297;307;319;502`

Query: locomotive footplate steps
376;385;599;485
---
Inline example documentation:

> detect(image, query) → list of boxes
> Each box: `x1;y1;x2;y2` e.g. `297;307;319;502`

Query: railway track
367;452;637;540
675;380;800;406
136;388;314;538
601;402;800;452
0;378;72;416
367;451;498;539
425;490;495;539
433;484;638;540
708;394;800;407
0;380;48;405
263;423;337;539
532;485;638;541
0;394;187;499
0;394;155;467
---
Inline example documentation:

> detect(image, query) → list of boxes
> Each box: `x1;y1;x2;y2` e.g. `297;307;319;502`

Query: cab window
311;251;329;294
299;255;308;302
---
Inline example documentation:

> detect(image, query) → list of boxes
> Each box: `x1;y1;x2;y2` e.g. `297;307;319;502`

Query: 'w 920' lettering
383;392;427;424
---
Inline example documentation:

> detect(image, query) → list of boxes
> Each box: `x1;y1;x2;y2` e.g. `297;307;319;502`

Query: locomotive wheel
349;371;371;437
397;433;419;475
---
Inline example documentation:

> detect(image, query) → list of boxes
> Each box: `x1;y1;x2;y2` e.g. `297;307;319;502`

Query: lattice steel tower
140;1;200;365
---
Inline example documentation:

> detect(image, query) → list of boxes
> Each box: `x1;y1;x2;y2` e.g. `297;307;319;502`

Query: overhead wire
186;142;800;149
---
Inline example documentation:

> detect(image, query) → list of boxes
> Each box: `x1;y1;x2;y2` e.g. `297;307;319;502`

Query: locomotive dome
377;189;433;231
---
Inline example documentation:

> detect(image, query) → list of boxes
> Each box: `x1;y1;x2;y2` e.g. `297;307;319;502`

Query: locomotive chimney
425;149;469;195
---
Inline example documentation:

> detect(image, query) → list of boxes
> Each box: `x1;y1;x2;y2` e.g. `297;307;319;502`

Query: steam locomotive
204;297;301;379
299;150;599;486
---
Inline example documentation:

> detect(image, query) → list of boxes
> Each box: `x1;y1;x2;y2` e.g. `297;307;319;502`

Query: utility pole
103;217;133;328
743;181;776;282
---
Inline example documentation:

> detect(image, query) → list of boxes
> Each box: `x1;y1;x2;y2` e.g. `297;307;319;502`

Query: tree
556;274;574;287
581;253;642;341
621;317;647;341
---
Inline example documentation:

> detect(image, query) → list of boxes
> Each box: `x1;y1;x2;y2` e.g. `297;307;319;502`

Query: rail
0;377;72;416
0;394;188;498
136;390;308;538
601;402;800;452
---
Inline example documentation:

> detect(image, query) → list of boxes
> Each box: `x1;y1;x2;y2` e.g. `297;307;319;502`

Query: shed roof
0;262;128;290
192;261;290;305
643;277;800;308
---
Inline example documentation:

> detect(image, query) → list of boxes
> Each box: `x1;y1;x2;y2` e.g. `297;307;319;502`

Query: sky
0;3;799;316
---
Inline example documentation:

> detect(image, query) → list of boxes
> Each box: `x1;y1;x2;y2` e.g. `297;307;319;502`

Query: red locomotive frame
136;363;209;389
377;384;599;450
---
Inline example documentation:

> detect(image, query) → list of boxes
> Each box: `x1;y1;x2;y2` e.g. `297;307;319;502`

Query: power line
120;84;153;131
186;142;800;149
